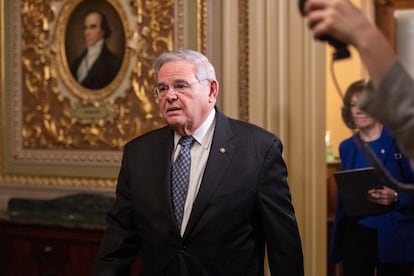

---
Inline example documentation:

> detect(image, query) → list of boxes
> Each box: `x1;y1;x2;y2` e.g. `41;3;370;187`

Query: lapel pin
219;147;226;153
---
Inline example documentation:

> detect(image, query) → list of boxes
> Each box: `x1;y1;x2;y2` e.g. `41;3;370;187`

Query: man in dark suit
95;49;304;275
70;10;121;90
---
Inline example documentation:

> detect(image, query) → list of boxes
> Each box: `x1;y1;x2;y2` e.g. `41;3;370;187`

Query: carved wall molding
0;0;206;188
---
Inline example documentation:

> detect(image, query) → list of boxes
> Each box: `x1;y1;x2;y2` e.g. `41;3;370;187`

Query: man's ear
209;80;219;99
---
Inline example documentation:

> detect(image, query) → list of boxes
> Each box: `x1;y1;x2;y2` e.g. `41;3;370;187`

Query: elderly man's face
156;60;217;136
84;12;104;47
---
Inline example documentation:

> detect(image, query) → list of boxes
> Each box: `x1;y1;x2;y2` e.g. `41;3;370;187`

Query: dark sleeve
95;146;140;276
257;137;304;275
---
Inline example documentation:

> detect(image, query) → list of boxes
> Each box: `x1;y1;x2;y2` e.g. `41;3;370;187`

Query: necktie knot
179;136;195;148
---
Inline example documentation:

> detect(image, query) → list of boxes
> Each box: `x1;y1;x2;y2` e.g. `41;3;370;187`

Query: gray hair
153;49;216;83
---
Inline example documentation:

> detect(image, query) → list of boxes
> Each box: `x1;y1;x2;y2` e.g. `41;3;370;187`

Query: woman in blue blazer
330;80;414;276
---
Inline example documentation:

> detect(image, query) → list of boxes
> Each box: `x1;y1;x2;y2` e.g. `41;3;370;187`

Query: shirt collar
174;108;216;148
87;39;104;57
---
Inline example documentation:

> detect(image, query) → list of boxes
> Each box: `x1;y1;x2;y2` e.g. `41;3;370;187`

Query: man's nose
165;89;178;100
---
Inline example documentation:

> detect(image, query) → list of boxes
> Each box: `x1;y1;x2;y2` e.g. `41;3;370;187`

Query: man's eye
174;83;187;89
158;86;169;92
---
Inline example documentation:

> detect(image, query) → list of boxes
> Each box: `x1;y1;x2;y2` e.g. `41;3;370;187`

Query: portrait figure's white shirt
76;39;104;82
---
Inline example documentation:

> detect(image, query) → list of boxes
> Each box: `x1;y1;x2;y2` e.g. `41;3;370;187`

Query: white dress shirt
76;39;104;83
172;108;216;236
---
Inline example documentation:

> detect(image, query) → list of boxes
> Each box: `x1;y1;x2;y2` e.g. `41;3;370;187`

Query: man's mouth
167;107;181;112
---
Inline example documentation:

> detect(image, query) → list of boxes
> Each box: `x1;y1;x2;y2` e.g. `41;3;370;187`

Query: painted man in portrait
70;10;122;90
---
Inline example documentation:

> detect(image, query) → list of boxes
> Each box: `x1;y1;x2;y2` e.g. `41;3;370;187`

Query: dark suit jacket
70;43;121;90
96;108;304;276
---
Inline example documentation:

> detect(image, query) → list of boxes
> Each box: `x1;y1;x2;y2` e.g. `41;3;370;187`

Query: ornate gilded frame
0;0;206;188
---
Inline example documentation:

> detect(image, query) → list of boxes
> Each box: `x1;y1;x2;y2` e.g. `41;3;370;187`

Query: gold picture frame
0;0;206;188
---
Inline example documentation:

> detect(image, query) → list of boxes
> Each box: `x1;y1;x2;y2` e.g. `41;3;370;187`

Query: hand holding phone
298;0;350;60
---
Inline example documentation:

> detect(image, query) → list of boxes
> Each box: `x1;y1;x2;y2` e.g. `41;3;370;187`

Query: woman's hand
368;186;398;206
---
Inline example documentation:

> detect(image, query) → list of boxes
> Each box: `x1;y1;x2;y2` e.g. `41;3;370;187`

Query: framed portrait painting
64;0;126;92
0;0;206;188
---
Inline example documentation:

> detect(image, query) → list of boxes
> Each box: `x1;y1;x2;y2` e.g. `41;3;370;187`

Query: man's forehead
85;13;101;24
158;60;194;78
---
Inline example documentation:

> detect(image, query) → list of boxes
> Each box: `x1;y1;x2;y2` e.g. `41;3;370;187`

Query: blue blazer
330;128;414;263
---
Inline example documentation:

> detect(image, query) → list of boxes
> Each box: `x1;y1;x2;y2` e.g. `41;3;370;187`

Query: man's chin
166;118;184;128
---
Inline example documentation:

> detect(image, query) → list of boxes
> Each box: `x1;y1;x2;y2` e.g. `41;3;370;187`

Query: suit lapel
377;129;394;164
152;128;178;231
351;129;393;166
183;110;235;238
